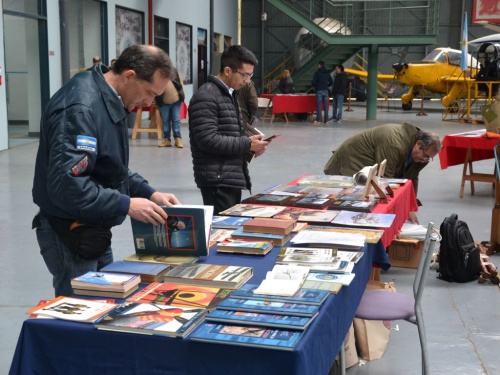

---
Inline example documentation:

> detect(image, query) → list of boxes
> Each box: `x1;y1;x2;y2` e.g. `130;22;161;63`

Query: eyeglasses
232;69;254;79
421;148;434;162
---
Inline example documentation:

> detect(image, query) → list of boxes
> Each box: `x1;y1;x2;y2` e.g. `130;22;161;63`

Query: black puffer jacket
188;75;252;191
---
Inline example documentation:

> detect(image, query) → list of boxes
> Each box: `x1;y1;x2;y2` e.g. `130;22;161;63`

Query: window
154;16;169;54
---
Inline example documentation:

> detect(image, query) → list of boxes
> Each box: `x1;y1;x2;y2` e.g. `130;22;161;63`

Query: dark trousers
200;187;242;215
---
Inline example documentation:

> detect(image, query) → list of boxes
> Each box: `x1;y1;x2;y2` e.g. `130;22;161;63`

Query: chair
258;97;272;122
339;222;439;375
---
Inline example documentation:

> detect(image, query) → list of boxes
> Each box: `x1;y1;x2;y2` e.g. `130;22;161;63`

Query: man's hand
249;134;269;157
128;198;168;225
150;192;180;207
409;211;419;224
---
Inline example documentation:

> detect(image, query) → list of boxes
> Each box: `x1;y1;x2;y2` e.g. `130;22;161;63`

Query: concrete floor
1;101;499;375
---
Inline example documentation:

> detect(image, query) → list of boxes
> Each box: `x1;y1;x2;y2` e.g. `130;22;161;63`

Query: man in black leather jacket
33;45;180;296
189;45;269;214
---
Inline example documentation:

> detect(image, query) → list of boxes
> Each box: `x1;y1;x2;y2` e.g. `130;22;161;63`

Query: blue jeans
315;90;329;123
36;212;113;297
332;94;344;120
159;101;182;140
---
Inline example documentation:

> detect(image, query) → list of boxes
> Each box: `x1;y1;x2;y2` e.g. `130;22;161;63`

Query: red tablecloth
439;130;499;169
260;94;318;114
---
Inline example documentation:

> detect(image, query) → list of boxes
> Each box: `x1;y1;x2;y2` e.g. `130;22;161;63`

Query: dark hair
219;45;258;73
337;64;344;72
416;129;441;151
318;61;325;67
113;45;174;82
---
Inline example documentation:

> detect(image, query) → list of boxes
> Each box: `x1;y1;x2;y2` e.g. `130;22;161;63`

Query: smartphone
264;134;281;142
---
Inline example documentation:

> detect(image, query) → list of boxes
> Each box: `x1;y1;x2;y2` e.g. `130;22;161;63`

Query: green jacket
324;122;428;194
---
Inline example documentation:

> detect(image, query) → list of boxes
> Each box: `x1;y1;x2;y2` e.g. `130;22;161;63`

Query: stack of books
71;271;141;298
101;261;172;283
216;238;274;256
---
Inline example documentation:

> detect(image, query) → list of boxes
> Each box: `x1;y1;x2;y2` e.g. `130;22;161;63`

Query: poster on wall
115;7;144;56
176;22;192;84
473;0;500;23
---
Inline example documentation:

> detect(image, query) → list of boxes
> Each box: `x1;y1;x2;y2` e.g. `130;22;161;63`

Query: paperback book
332;211;396;228
26;296;118;323
126;282;231;309
327;199;377;213
123;253;199;265
276;247;339;265
230;283;329;305
71;271;141;292
216;239;274;256
95;301;206;338
205;309;317;330
242;217;296;235
210;229;234;243
306;272;356;286
211;216;252;229
296;175;355;188
273;207;339;223
241;194;293;206
253;264;310;297
230;227;291;246
72;285;139;299
219;204;286;218
163;263;253;289
217;297;319;317
305;225;384;244
190;322;304;351
290;229;365;250
301;280;343;294
101;261;171;283
131;204;214;257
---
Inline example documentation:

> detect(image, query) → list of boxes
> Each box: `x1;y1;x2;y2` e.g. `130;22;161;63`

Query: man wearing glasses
323;122;441;223
189;45;269;214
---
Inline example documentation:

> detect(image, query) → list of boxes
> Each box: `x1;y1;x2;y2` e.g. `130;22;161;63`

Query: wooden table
439;130;499;197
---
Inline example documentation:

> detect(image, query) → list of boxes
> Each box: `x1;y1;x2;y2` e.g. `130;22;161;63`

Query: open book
253;264;310;297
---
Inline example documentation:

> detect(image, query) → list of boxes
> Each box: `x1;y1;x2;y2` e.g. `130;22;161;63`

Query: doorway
197;28;207;88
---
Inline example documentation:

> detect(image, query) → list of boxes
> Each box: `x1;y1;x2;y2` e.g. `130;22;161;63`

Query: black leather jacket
33;65;155;226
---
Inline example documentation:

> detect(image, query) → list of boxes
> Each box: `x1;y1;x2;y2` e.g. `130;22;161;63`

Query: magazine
332;210;396;228
217;298;319;317
230;283;329;305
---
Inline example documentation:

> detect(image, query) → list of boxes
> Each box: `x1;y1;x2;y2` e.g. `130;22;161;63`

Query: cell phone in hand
264;134;282;142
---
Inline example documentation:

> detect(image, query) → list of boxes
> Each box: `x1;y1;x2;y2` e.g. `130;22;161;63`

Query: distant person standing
331;65;348;122
237;80;258;125
86;56;102;71
312;61;333;124
279;70;295;94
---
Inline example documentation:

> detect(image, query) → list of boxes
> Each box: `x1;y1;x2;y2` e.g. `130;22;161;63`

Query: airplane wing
344;68;395;81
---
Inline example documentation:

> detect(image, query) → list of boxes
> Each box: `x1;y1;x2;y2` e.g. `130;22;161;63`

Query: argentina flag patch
76;135;97;152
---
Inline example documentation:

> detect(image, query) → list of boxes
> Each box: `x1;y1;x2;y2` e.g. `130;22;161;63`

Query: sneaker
337;119;342;123
158;138;171;147
313;121;321;125
174;138;184;148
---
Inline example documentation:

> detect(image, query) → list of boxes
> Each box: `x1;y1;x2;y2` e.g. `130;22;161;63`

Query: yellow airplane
344;47;479;110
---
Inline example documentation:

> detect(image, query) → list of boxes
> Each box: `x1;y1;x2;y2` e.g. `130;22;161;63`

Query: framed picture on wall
473;0;500;23
115;6;144;56
176;22;192;84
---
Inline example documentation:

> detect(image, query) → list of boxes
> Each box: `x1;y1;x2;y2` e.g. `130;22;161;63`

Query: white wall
47;1;62;98
0;1;8;151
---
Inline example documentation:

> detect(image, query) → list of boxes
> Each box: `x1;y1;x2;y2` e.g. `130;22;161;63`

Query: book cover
123;253;199;265
241;194;293;206
211;216;252;229
290;229;365;250
296;175;354;188
230;227;291;246
163;263;253;289
95;301;206;338
101;261;171;283
73;285;139;299
26;296;118;323
230;284;329;305
71;271;140;292
306;272;356;286
334;186;368;201
332;210;396;228
216;239;274;255
302;280;343;294
190;322;304;351
127;282;232;309
306;225;384;244
217;298;319;317
300;186;346;198
243;217;296;235
276;247;339;265
327;199;377;213
131;205;214;257
205;309;317;330
219;204;286;218
210;229;234;243
285;196;334;210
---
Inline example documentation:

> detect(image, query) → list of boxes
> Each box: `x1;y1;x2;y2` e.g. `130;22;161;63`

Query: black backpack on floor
438;213;481;283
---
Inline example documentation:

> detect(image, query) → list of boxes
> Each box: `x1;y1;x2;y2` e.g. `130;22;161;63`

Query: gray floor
1;101;499;375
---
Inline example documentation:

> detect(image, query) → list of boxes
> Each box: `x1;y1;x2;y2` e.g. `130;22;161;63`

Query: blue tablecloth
9;241;383;375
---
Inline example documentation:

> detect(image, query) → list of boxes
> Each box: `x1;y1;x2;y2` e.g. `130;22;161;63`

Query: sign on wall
473;0;500;23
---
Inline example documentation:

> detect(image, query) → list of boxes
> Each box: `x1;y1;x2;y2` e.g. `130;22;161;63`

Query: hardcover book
285;196;335;210
216;239;274;256
163;263;253;289
101;261;171;283
306;225;384;244
327;199;377;213
72;285;139;299
71;271;141;292
123;253;199;266
290;229;365;250
219;204;286;218
190;322;304;351
126;282;232;309
131;204;214;257
211;216;252;229
205;309;317;330
217;297;319;317
95;301;206;338
26;296;118;323
296;175;355;188
242;217;296;235
332;211;396;228
241;194;293;206
230;283;329;305
273;207;339;223
230;227;291;246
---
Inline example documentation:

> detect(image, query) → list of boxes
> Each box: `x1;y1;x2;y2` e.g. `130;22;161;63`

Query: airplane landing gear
402;102;412;110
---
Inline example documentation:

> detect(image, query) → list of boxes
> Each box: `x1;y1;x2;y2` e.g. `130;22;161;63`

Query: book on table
241;194;294;206
211;216;252;229
242;217;296;235
100;261;171;283
126;282;232;309
123;253;199;266
290;229;365;250
263;184;310;195
276;247;339;266
209;228;234;243
25;296;118;323
190;322;304;351
72;286;139;299
219;204;286;218
334;186;369;201
162;263;253;290
252;264;310;297
70;271;141;293
205;309;317;330
217;297;319;317
284;196;335;210
305;225;384;244
230;283;329;305
273;207;339;223
131;204;214;257
299;186;346;198
230;227;291;246
301;280;343;294
305;272;356;286
216;238;274;256
296;175;355;188
327;199;377;213
94;301;206;338
331;210;396;228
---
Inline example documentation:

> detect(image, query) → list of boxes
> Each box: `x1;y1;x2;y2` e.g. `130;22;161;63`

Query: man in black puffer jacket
189;45;269;214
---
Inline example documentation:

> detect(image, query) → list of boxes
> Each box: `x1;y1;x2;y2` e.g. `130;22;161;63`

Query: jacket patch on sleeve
76;135;97;152
71;155;89;176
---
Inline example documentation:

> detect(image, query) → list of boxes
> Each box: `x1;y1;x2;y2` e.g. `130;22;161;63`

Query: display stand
358;164;389;203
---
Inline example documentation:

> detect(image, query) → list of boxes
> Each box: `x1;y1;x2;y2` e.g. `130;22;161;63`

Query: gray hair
416;130;441;152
